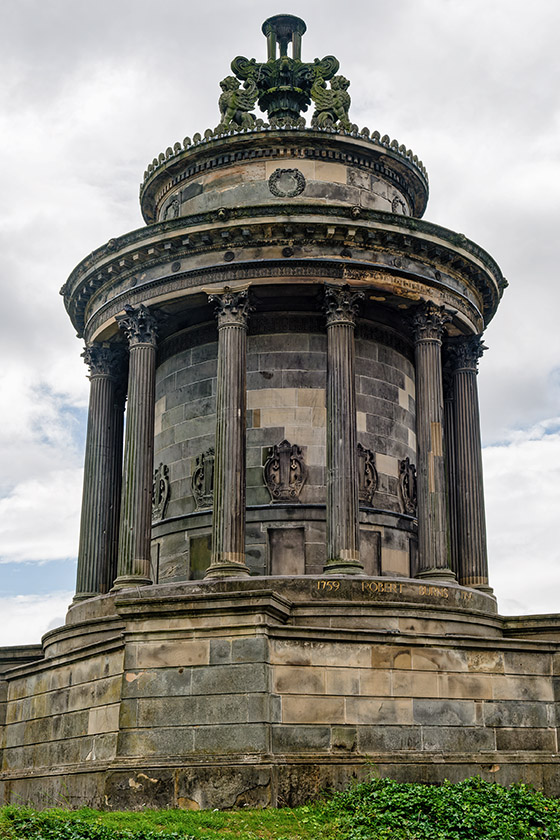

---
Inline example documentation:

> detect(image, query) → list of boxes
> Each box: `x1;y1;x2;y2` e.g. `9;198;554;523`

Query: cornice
64;207;505;339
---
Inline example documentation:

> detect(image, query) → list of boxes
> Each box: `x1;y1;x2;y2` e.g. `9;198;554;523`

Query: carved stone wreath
268;168;306;198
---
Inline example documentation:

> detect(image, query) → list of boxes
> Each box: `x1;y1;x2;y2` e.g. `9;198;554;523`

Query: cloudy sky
1;0;559;646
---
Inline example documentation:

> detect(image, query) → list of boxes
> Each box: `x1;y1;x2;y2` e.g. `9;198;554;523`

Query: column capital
116;304;159;347
82;343;126;379
324;285;364;327
413;302;451;343
208;287;251;328
447;335;487;372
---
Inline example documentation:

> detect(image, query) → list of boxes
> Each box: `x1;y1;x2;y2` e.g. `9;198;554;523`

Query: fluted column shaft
75;344;126;600
113;305;159;589
449;336;490;589
413;303;455;579
205;288;251;578
443;362;460;578
324;286;364;574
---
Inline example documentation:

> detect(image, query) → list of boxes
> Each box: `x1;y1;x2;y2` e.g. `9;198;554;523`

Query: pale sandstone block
88;703;120;735
294;407;314;425
357;411;367;432
403;374;415;397
247;388;298;409
282;695;345;724
412;648;469;673
358;669;392;697
392;671;439;698
376;453;399;476
371;646;412;670
297;388;326;408
273;665;325;695
260;407;298;427
310;643;371;668
381;549;409;577
315;161;347;183
439;673;493;700
134;640;210;669
345;697;413;725
408;429;417;450
398;388;408;409
283;425;325;446
154;396;166;436
305;445;326;466
466;650;505;674
270;641;312;666
492;675;554;702
325;668;360;696
311;406;327;428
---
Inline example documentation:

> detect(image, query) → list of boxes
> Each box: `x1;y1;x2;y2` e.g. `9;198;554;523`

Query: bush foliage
0;777;559;840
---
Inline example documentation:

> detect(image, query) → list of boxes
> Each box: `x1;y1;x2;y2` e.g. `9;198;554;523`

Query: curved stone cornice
63;206;505;340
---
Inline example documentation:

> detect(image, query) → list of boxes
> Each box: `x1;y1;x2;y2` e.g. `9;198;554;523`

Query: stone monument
0;15;558;810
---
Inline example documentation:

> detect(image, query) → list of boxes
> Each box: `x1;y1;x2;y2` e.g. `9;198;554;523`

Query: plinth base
1;576;559;809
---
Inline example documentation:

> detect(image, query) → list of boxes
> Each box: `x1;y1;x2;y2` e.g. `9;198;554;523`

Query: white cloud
0;592;74;646
0;469;82;563
484;422;560;614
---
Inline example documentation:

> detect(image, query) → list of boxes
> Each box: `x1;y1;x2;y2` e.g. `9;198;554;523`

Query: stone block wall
152;319;417;580
0;587;558;809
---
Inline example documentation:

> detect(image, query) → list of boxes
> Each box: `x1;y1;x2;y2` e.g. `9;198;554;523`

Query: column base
111;574;153;591
323;559;364;575
204;560;251;580
415;566;457;582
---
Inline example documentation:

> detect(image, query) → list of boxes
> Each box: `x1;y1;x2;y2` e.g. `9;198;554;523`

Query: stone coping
139;126;430;223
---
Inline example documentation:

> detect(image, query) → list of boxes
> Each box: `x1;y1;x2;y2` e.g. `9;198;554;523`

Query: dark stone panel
272;725;330;752
413;699;476;726
175;359;218;389
231;636;269;664
495;728;557;752
247;370;283;389
282;370;326;388
357;725;422;752
191;664;269;695
421;726;496;752
194;723;268;754
484;701;550;728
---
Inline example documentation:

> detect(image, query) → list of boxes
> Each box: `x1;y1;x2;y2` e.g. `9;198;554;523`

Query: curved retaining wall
1;579;558;809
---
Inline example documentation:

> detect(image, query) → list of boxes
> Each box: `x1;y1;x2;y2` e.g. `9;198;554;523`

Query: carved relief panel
357;443;378;506
192;448;215;510
263;439;307;502
398;457;417;516
152;463;170;522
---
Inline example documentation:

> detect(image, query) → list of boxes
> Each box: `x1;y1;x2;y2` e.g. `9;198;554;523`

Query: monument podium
1;15;558;810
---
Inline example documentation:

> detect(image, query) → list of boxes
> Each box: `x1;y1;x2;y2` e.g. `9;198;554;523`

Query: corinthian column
413;303;455;580
324;285;364;574
112;304;159;590
448;335;491;590
74;343;126;600
204;288;251;579
442;358;460;578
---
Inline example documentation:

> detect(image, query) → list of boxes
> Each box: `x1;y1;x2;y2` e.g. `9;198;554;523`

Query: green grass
1;777;559;840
